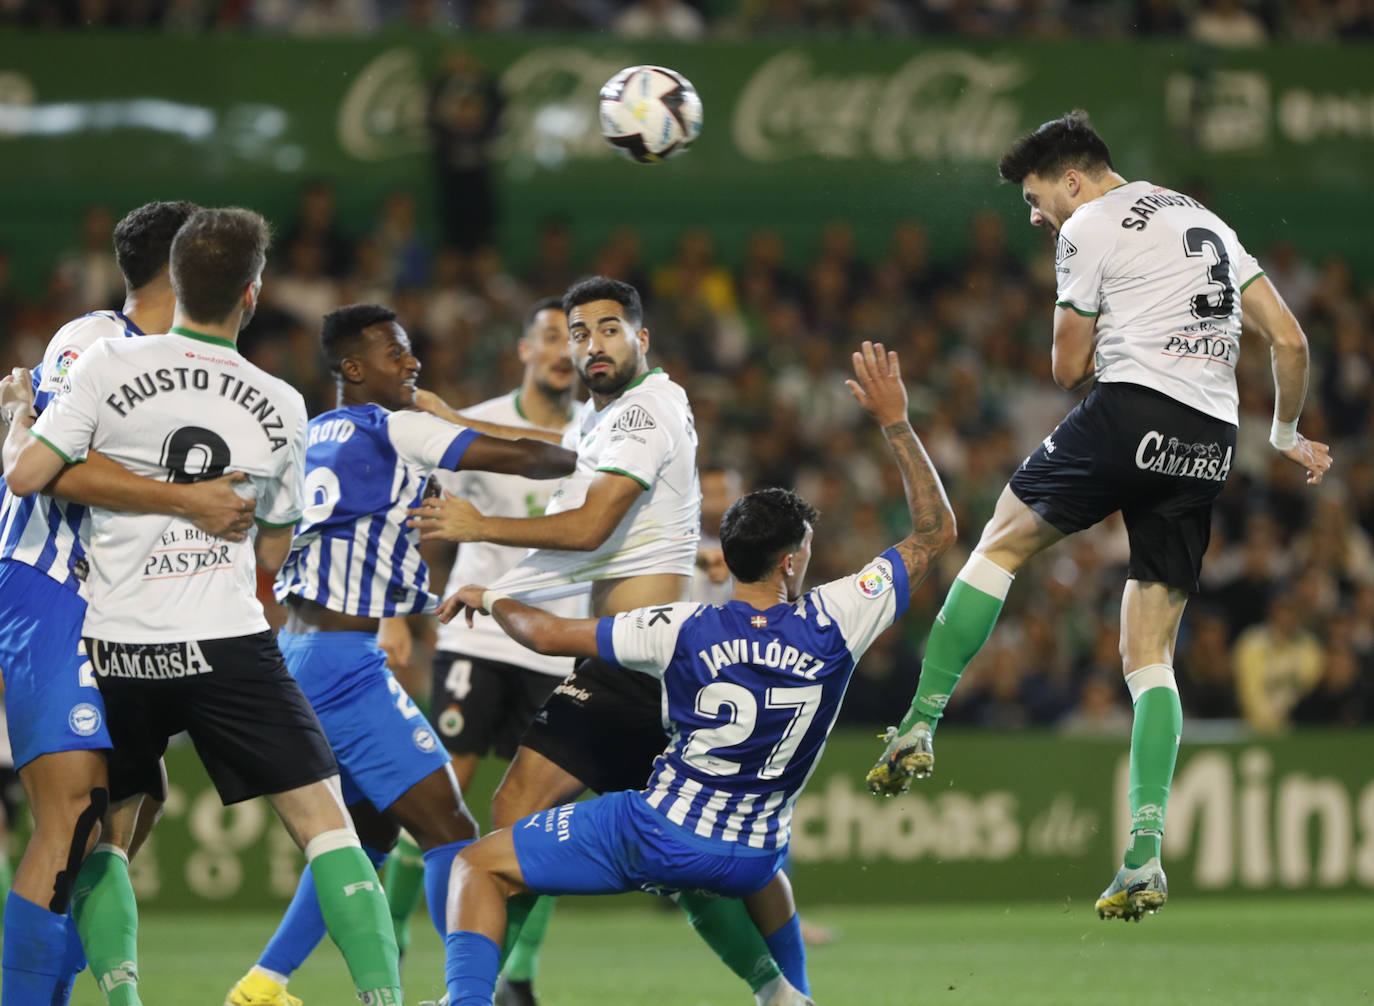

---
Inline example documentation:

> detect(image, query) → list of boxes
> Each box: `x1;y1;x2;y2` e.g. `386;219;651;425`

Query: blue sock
444;930;499;1006
259;845;389;978
421;840;471;939
48;914;88;1006
764;913;809;996
2;892;67;1006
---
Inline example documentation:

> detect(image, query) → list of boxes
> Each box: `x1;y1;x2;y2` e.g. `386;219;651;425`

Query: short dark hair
113;200;199;291
562;276;643;330
523;296;565;334
321;303;398;374
720;488;820;584
170;208;271;324
997;110;1113;184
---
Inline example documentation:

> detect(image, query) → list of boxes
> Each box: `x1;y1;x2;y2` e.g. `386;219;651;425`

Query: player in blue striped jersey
437;342;956;1006
227;303;576;1006
0;201;258;1006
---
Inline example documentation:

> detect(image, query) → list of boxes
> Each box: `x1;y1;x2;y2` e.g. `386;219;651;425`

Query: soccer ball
599;66;703;164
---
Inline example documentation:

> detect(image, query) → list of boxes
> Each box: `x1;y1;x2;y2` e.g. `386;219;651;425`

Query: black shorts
1008;381;1237;592
87;631;338;805
430;650;562;760
519;657;667;796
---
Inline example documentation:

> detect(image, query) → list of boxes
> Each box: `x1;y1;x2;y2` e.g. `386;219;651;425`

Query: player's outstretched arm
457;433;577;479
1241;276;1332;485
845;341;957;595
413;388;565;445
440;584;601;658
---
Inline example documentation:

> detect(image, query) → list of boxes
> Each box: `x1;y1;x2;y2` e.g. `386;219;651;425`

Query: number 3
1184;227;1236;320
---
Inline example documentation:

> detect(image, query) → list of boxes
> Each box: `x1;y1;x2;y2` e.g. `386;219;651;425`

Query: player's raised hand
181;471;257;542
411;388;448;417
436;584;490;627
1281;434;1333;486
407;492;486;543
845;341;909;428
1;367;35;422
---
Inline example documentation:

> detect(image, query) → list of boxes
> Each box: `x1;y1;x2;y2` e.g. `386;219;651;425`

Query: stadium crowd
2;185;1371;737
3;0;1373;41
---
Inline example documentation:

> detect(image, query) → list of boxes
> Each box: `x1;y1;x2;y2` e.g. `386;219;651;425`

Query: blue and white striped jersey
0;310;142;592
597;547;910;852
275;404;479;618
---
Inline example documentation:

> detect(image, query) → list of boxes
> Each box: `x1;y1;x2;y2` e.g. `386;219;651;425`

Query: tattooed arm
846;341;957;595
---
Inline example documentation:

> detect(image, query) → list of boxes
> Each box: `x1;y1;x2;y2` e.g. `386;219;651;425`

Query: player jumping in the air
437;340;955;1006
866;111;1332;921
5;208;406;1005
0;201;257;1006
224;302;576;1006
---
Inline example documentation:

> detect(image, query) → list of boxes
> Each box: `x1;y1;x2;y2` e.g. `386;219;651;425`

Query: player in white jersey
5;208;405;1005
0;200;262;1006
410;277;791;1006
436;341;956;1006
868;111;1333;922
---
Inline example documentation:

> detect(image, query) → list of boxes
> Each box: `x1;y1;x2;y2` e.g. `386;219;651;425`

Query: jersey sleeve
1233;234;1265;292
597;601;701;678
257;398;308;528
809;547;909;662
35;315;123;409
28;339;111;464
387;409;481;474
593;393;676;490
1054;211;1113;317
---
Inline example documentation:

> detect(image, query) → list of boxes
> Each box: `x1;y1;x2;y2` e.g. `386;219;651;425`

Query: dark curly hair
720;488;820;584
997;110;1114;184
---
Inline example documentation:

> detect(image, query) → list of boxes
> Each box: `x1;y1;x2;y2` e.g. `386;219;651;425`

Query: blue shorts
0;561;110;769
279;630;448;811
514;789;786;899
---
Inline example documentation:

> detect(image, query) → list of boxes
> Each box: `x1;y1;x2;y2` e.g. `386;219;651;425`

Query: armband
1269;416;1298;452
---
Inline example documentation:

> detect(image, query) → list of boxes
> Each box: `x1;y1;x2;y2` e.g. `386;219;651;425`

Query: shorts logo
855;559;894;599
437;705;465;737
1042;435;1056;454
412;726;438;753
553;682;592;704
1135;431;1232;483
68;702;102;737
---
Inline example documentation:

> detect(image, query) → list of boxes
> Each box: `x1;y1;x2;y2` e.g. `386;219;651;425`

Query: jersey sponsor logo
1134;431;1233;483
412;726;438;753
67;702;102;737
1161;333;1237;368
855;558;894;600
612;404;657;433
88;639;212;680
1054;234;1077;269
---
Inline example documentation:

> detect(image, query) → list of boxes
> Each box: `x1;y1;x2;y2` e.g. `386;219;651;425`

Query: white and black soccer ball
598;65;703;164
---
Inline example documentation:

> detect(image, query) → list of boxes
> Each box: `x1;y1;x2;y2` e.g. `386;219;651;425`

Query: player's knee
46;786;109;914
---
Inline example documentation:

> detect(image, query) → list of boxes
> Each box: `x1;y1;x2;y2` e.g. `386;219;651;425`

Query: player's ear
338;356;364;384
636;327;650;354
516;336;533;365
1064;168;1081;198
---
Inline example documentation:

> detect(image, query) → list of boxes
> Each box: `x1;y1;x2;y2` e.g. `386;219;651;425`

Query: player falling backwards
867;111;1332;921
409;277;801;1006
0;200;257;1006
436;340;955;1006
224;302;576;1006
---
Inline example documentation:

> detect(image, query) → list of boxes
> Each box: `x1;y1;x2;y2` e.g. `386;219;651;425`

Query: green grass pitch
70;898;1371;1005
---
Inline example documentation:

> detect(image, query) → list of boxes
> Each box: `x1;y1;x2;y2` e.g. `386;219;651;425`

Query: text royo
105;369;289;451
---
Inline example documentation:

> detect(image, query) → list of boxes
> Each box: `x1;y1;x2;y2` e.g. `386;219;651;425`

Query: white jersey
31;327;308;643
600;548;909;851
1055;180;1263;425
491;369;701;602
433;390;584;676
274;403;479;618
0;310;142;592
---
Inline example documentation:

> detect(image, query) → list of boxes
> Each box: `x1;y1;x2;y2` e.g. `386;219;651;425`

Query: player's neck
122;281;177;335
517;379;574;429
1077;170;1130;206
169;310;241;348
732;576;789;611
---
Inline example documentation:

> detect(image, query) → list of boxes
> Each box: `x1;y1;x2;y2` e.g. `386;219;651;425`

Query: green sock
504;895;556;982
383;833;425;955
678;891;781;993
72;846;143;1006
1124;665;1183;869
499;891;539;970
309;841;401;1000
902;554;1014;733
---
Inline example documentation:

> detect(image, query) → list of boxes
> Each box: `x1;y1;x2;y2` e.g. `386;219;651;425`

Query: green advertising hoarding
1;33;1373;295
64;729;1374;911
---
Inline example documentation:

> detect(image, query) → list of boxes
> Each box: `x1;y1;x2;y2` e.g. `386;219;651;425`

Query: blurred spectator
272;238;340;328
253;0;379;32
372;191;430;290
524;217;578;297
428;49;503;253
1176;609;1240;719
522;0;608;28
1284;0;1338;38
1059;672;1133;736
280;181;353;279
56;205;123;314
1190;0;1268;46
613;0;705;38
1232;592;1324;734
1293;616;1373;726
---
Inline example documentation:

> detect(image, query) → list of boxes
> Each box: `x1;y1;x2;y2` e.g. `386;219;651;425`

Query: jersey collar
170;326;238;352
623;367;664;392
115;311;146;337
